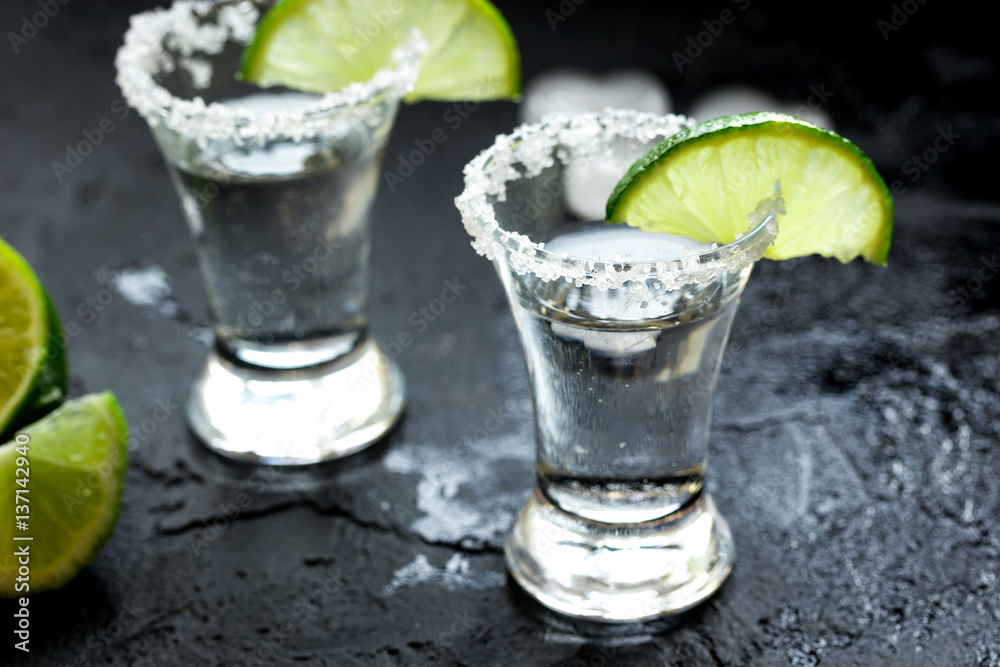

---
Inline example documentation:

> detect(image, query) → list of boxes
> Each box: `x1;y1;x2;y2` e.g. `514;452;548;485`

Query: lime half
606;112;894;264
0;239;67;442
0;392;128;596
241;0;521;102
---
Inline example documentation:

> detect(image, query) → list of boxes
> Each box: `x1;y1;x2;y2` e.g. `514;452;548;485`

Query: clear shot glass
116;2;420;464
455;109;781;621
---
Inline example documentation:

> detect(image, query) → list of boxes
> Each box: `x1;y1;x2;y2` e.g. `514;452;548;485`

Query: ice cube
688;85;780;121
520;68;673;220
773;103;835;130
564;148;647;220
689;84;835;130
520;68;672;124
551;323;659;356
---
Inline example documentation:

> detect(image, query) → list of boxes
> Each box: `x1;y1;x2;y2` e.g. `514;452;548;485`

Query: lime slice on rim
1;392;128;596
606;112;894;265
0;239;67;442
240;0;521;102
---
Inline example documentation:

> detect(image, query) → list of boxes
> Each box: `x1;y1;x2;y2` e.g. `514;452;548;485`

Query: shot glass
115;1;420;464
455;110;781;621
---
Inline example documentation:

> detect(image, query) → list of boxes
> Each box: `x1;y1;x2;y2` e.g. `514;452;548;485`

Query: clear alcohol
167;92;386;369
509;223;743;522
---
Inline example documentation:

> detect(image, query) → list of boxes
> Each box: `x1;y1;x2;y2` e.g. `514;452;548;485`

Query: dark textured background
2;1;998;665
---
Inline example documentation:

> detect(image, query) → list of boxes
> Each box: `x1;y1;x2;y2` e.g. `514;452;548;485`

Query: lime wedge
240;0;521;102
606;112;894;264
0;239;67;442
0;392;128;596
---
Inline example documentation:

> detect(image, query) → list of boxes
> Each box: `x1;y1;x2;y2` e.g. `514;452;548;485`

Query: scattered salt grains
382;554;505;596
381;423;532;547
179;57;213;89
962;499;974;523
111;264;171;307
629;282;649;295
104;262;214;346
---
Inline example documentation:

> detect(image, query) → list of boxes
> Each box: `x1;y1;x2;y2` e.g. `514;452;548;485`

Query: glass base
504;489;734;622
187;338;405;465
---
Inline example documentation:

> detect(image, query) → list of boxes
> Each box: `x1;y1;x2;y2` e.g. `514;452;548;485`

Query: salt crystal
115;2;424;145
454;110;782;291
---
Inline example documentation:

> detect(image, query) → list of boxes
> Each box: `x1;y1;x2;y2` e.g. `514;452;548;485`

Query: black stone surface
2;1;998;665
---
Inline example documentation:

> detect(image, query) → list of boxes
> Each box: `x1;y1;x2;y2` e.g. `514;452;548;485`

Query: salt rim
454;108;784;291
114;0;426;145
